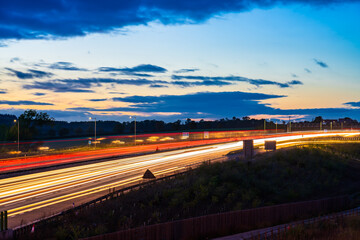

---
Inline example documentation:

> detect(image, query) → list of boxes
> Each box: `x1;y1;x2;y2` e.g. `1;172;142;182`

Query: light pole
275;121;278;133
89;117;96;148
288;116;291;132
264;119;266;131
13;119;19;153
130;116;136;145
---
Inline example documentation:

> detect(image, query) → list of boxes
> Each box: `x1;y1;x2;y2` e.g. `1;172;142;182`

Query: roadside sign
204;131;209;139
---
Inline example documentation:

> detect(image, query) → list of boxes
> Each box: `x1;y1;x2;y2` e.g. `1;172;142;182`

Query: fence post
4;211;7;230
1;211;3;231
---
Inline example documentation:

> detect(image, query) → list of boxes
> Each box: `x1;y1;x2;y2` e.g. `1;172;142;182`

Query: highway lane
1;131;359;228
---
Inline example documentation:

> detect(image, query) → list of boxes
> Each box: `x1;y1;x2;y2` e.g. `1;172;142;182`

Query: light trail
0;130;359;228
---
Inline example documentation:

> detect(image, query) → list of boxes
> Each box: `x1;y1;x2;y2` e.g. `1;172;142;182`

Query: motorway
0;131;359;228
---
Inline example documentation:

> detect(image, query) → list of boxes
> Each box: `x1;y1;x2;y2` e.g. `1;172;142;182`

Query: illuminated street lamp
89;117;96;148
13;119;20;153
129;116;136;145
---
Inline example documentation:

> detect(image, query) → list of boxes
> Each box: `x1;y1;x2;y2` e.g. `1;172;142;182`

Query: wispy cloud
314;59;329;68
171;75;303;88
304;68;312;73
33;92;46;96
0;100;53;105
0;0;357;40
6;68;54;79
174;68;199;73
89;98;108;102
47;62;88;71
98;64;167;76
23;78;168;92
345;101;360;108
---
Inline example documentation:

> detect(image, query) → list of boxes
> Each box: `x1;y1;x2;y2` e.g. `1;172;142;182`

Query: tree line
0;110;358;141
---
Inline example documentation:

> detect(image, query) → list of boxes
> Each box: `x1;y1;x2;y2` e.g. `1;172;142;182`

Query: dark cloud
314;59;329;68
345;101;360;108
6;68;54;79
98;64;167;76
287;80;303;85
0;100;53;105
23;81;95;93
304;68;312;73
23;78;168;92
33;92;46;96
48;62;88;71
50;91;360;121
89;99;108;102
108;91;284;117
0;90;7;94
149;84;168;88
174;68;200;73
171;75;303;88
1;0;357;40
172;80;232;87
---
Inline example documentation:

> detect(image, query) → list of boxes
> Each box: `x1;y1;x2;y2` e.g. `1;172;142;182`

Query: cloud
23;81;95;93
286;80;303;85
345;101;360;108
89;98;108;102
314;59;329;68
304;68;312;73
149;84;168;88
61;91;360;122
171;75;303;88
33;92;46;96
107;91;284;117
0;90;7;94
0;0;357;40
6;68;54;79
98;64;167;76
0;100;53;105
174;68;200;73
10;57;21;63
47;62;88;71
172;80;232;87
23;78;168;92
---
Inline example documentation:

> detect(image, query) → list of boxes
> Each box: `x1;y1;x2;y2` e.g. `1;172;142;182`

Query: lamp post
275;121;278;133
264;119;266;131
89;117;96;148
130;116;136;145
13;119;19;153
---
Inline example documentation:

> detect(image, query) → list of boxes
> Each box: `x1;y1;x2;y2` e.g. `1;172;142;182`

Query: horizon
1;1;360;122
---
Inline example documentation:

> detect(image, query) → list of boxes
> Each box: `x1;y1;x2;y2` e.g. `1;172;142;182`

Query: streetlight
13;119;20;153
264;119;266;131
89;117;96;148
129;116;136;145
275;121;278;133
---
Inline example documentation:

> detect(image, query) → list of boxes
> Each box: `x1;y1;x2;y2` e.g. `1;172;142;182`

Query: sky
0;0;360;122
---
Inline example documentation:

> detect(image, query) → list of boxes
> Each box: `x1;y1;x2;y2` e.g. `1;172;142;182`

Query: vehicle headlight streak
0;131;358;220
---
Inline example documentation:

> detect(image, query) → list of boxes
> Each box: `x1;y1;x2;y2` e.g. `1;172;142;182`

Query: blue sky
0;0;359;122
